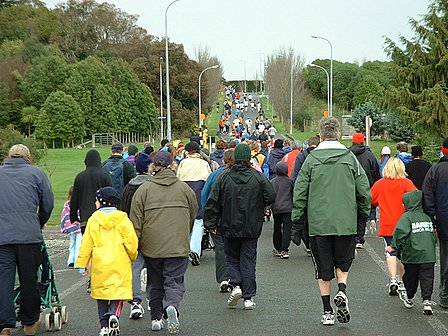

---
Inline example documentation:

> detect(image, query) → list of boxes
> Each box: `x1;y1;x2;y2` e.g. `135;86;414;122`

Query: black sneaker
189;251;200;266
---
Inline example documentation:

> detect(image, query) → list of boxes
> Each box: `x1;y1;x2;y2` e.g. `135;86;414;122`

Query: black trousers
403;263;435;301
97;300;123;328
0;244;42;330
273;212;292;252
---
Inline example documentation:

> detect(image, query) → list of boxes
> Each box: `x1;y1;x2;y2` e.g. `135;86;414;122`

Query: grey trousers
211;233;229;283
97;300;122;328
144;257;188;320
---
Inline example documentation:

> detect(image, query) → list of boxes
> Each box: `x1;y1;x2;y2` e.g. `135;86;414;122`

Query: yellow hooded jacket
77;209;138;300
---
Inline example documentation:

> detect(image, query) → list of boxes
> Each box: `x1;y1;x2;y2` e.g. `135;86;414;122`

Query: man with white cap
0;144;54;336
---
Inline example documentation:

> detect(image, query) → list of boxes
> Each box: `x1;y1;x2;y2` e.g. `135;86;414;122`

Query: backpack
251;156;262;172
256;153;270;178
103;158;125;195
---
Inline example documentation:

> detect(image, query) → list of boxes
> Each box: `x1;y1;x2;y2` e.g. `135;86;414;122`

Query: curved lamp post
165;0;181;141
198;65;219;128
309;63;330;115
311;35;333;117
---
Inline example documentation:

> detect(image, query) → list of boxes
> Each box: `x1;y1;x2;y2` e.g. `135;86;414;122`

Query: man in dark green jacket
387;190;436;315
292;117;371;326
204;143;275;310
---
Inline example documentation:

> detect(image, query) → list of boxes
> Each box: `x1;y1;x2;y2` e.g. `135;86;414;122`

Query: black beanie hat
96;187;121;207
136;152;152;174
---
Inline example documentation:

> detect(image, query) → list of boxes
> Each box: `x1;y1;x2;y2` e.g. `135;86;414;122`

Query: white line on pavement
364;241;448;336
58;277;88;301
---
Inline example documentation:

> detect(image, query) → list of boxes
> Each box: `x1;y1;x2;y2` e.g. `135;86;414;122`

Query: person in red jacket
281;140;302;176
371;158;416;296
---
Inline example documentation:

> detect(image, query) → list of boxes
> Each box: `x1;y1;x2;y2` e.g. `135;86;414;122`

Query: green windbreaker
292;142;371;236
392;190;437;264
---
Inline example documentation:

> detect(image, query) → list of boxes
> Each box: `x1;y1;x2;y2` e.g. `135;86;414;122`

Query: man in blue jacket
0;144;54;336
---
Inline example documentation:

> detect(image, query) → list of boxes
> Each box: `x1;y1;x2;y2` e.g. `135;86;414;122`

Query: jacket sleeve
201;171;218;211
187;186;199;231
355;161;372;218
38;170;54;227
371;157;381;184
422;168;436;217
291;153;303;184
70;176;81;223
292;160;311;223
262;174;276;206
120;217;138;262
129;186;144;240
76;220;94;268
391;214;411;250
124;161;136;186
203;176;223;229
371;180;380;206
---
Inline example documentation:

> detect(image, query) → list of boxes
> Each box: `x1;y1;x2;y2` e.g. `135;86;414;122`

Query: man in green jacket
292;117;371;326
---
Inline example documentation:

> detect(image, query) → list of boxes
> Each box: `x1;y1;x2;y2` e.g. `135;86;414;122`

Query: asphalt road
12;222;448;336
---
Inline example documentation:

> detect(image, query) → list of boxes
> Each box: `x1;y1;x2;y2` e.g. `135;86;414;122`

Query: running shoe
334;291;350;323
423;300;433;315
243;298;256;310
321;311;335;326
129;301;144;319
108;315;119;336
165;305;179;334
227;286;242;308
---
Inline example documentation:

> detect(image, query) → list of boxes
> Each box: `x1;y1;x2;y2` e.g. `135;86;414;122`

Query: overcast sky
45;0;430;80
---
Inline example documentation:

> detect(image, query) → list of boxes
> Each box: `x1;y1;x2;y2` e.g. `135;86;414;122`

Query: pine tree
385;0;448;136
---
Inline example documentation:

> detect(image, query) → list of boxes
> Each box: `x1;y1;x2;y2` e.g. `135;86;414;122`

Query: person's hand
385;246;394;253
81;270;88;276
210;228;218;235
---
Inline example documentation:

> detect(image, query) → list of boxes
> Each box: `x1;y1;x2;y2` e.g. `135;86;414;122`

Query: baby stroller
14;239;68;332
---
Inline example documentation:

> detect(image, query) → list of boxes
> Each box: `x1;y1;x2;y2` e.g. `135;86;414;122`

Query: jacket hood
275;161;288;176
211;149;224;159
439;155;448;163
310;148;351;164
129;174;151;186
228;164;257;184
84;149;102;168
151;168;178;186
350;144;367;156
403;190;424;212
397;152;413;164
93;210;128;230
271;148;285;159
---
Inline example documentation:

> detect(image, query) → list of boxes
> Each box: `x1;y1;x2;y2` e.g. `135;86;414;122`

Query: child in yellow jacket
77;186;138;336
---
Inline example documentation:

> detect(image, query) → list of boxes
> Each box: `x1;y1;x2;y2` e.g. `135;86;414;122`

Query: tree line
0;0;223;148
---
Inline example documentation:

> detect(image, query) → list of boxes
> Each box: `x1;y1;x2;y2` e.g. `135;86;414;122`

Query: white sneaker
129;301;144;319
151;319;164;331
165;305;179;334
244;299;256;310
334;291;350;323
108;315;119;336
369;219;377;234
99;327;108;336
423;300;434;315
321;311;335;326
355;243;364;249
227;286;242;308
389;278;399;296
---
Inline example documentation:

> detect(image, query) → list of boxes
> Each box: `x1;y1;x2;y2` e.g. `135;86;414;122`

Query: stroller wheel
61;306;68;324
44;313;52;331
53;312;62;331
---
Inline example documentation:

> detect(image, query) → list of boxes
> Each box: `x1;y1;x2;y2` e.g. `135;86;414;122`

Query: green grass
40;147;114;226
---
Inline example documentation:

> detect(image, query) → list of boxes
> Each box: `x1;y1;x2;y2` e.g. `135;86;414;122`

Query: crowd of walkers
1;112;448;335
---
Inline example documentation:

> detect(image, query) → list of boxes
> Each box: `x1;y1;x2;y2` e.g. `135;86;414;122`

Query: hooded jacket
270;162;293;214
76;208;138;300
130;168;198;258
292;141;371;236
203;163;276;238
392;190;436;264
70;150;112;225
268;147;286;179
422;155;448;240
349;144;380;187
210;149;225;167
120;174;151;215
0;158;54;245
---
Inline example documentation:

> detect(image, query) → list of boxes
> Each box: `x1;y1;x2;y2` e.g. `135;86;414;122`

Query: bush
348;102;386;136
384;113;414;143
0;125;45;164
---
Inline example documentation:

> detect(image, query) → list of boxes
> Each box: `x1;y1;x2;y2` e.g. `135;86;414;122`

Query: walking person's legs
280;213;292;258
129;252;146;319
419;263;435;315
211;232;230;292
189;219;204;265
0;245;17;332
439;240;448;307
224;238;243;308
145;257;165;322
272;213;282;255
240;238;258;309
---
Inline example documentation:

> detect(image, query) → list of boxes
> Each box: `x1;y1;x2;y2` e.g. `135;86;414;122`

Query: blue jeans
190;219;204;256
132;252;149;303
67;233;82;267
224;238;258;300
0;244;42;330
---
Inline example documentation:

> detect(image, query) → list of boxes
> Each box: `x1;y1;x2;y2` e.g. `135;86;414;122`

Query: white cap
381;146;391;155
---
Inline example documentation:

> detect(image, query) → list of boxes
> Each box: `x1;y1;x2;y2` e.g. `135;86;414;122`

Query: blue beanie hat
135;152;152;174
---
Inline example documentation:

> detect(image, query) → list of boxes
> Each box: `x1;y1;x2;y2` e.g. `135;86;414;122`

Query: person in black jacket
270;162;294;259
102;143;136;195
349;133;381;248
405;145;432;190
268;139;285;179
71;149;112;235
204;144;275;310
422;137;448;309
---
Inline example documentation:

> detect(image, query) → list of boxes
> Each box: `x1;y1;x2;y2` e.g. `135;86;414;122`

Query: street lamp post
309;63;330;115
311;35;333;117
165;0;181;141
290;58;293;135
198;65;219;128
159;57;164;139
